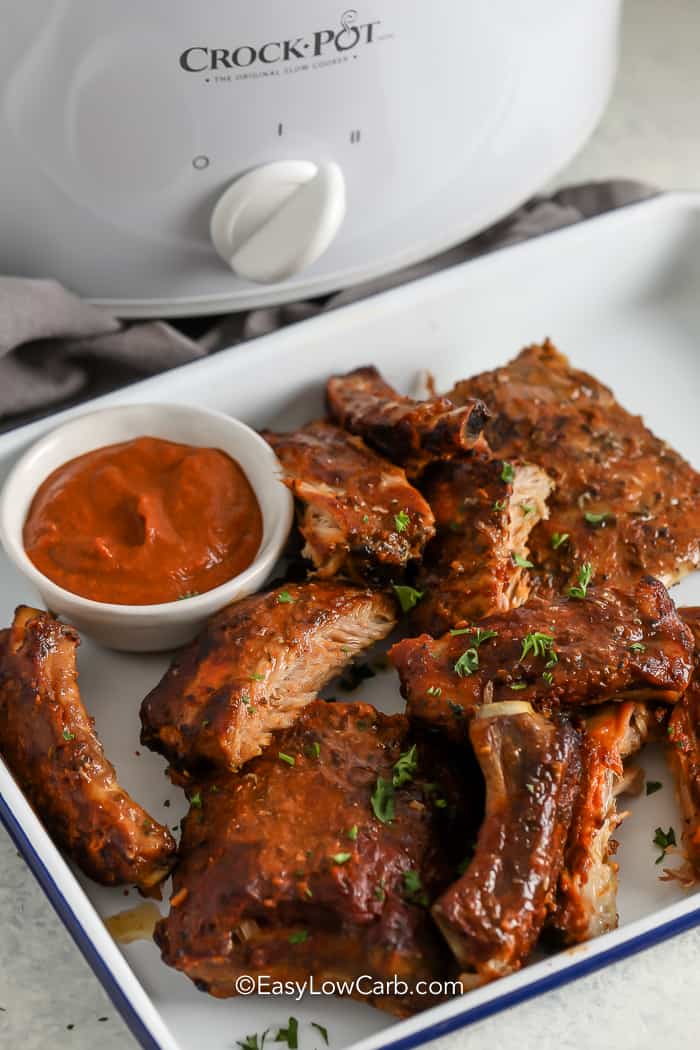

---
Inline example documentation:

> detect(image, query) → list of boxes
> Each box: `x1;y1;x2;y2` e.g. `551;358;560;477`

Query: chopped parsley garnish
307;741;321;759
584;511;612;526
374;883;386;902
275;1017;299;1049
250;672;264;681
371;777;395;823
339;662;376;691
403;869;429;907
237;1033;266;1050
448;701;465;718
362;514;370;523
288;931;308;945
551;532;569;550
62;727;75;741
521;502;535;516
542;670;554;686
278;752;296;766
450;627;498;647
520;631;555;663
500;462;515;484
426;685;442;697
394;509;410;533
653;825;676;864
347;824;359;841
493;499;506;512
512;552;534;569
646;781;663;796
568;562;593;599
332;852;352;865
392;584;424;613
311;1023;329;1046
509;683;527;691
393;744;418;787
629;642;646;653
434;798;447;809
454;647;479;677
190;792;202;809
277;590;295;604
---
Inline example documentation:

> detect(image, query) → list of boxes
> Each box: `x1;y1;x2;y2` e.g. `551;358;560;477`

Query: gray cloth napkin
0;179;655;429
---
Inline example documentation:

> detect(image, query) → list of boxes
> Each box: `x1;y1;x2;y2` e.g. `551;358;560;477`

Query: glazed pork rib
326;365;490;476
448;340;700;592
390;577;693;742
141;581;397;772
155;701;469;1016
431;702;581;982
264;421;435;582
412;455;552;635
666;607;700;874
553;701;655;944
0;607;175;892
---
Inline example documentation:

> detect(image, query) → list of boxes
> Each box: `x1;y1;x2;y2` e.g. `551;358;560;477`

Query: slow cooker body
0;0;621;316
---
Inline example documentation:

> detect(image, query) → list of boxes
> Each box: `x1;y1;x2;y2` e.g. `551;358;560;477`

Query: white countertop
2;1;700;1048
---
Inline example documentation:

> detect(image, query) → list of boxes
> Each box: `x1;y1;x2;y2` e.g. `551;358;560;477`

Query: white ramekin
0;403;293;652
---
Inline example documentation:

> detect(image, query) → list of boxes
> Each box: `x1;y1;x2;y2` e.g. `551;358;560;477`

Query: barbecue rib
667;607;700;875
326;365;490;476
431;701;581;982
552;701;654;944
264;421;435;582
448;340;700;592
390;577;693;742
412;455;552;635
155;701;470;1015
141;581;397;772
0;607;175;892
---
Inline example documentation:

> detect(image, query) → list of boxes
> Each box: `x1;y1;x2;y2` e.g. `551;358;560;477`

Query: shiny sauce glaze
23;436;262;605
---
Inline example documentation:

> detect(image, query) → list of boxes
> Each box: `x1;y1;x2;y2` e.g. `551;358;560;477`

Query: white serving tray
2;191;700;1050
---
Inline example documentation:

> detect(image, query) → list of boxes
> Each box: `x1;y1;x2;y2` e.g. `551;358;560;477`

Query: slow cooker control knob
209;160;346;284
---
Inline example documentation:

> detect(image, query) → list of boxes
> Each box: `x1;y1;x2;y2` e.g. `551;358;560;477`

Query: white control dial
210;160;346;284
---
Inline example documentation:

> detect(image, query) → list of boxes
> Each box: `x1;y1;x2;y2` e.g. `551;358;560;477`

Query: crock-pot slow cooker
0;1;621;316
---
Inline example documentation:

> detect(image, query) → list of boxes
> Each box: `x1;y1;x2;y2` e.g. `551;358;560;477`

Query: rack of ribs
326;365;490;477
390;577;693;742
552;701;655;944
264;421;435;582
666;607;700;875
155;701;473;1016
0;607;175;892
431;701;581;982
446;340;700;594
412;455;553;634
140;581;397;772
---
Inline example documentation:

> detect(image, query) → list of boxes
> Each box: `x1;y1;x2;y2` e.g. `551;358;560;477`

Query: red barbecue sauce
23;436;262;605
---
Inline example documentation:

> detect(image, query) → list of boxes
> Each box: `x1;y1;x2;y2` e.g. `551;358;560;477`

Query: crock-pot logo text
179;10;382;72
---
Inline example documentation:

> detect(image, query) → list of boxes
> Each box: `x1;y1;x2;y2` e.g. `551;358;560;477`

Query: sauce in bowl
23;436;263;605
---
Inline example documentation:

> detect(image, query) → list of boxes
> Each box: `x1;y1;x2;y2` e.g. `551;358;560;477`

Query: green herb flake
512;552;534;569
500;462;515;484
278;752;296;766
370;776;395;824
542;670;554;686
454;647;479;677
332;852;352;865
237;1033;266;1050
403;869;429;907
393;744;418;787
493;499;506;512
450;627;498;647
250;672;265;682
510;682;528;691
190;792;202;809
646;781;663;796
275;1017;299;1050
277;590;295;604
308;741;321;759
374;884;386;902
630;642;646;653
394;510;410;533
347;824;359;841
311;1023;329;1046
568;562;593;599
62;727;75;741
426;685;442;697
362;514;370;523
521;502;535;516
434;798;447;809
653;825;676;864
551;532;569;550
584;511;612;526
288;931;308;945
392;584;424;613
520;631;555;663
